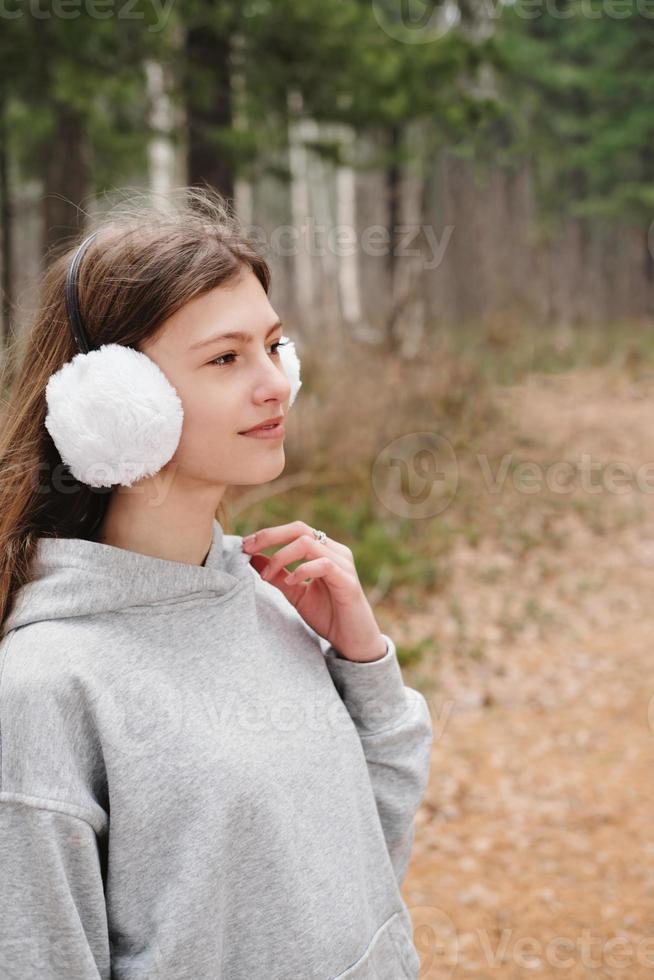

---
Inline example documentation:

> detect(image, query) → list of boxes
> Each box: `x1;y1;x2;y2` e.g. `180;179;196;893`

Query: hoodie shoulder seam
0;791;107;834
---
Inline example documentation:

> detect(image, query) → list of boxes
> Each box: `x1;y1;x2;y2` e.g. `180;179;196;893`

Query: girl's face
139;269;292;489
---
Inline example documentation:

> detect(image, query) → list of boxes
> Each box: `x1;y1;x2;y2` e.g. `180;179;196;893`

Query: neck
93;467;226;567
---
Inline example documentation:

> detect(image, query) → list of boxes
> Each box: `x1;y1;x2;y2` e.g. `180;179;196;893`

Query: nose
252;351;292;407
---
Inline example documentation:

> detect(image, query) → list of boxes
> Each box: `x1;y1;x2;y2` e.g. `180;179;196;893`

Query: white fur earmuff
279;337;302;408
44;344;185;489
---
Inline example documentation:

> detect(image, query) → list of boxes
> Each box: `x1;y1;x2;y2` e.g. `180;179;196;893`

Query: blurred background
2;1;654;976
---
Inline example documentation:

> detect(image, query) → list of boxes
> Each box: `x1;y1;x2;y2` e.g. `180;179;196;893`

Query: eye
210;352;237;367
208;337;290;368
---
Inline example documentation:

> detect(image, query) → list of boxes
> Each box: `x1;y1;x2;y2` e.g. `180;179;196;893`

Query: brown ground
401;367;654;979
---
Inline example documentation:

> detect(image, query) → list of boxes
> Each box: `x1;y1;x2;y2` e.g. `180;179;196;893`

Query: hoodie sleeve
0;800;110;979
321;633;433;887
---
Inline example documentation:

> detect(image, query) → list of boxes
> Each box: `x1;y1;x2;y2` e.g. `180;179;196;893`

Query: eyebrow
189;319;283;352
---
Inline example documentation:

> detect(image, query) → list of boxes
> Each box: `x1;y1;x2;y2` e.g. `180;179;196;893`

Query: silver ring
312;528;327;544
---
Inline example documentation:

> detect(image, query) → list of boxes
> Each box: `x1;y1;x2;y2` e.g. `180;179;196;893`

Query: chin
233;451;286;486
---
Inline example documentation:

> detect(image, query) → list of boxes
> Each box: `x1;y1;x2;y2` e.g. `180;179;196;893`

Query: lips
239;415;284;434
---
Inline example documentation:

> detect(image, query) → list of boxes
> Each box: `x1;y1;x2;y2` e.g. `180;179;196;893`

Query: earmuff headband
64;231;98;355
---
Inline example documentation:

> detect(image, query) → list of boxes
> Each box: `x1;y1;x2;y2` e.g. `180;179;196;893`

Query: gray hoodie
0;519;433;979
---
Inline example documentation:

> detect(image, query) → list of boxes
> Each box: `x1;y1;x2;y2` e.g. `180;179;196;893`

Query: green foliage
2;0;649;267
1;9;170;193
234;483;444;594
1;0;493;198
486;3;654;228
396;634;438;668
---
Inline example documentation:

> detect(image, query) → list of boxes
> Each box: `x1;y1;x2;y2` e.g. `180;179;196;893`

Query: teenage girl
0;188;433;979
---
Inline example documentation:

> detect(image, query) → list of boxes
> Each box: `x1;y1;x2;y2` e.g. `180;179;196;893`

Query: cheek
172;379;239;460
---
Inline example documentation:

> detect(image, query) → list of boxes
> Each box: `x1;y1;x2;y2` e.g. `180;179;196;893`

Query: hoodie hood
2;519;253;637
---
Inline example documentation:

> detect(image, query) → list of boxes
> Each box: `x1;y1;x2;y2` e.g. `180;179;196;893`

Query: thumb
248;553;298;598
248;553;270;577
249;553;287;584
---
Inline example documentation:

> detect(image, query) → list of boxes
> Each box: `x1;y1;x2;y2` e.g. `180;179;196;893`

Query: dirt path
402;367;654;978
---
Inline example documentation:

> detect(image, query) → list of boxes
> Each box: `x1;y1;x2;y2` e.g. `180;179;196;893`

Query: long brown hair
0;186;272;632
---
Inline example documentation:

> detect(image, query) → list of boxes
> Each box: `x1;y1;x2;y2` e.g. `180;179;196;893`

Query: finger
243;521;352;558
242;521;305;551
283;556;358;596
262;534;352;581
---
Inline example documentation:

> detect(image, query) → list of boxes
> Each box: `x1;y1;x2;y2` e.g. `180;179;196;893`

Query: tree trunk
335;123;363;328
0;84;16;390
42;101;91;256
184;14;234;203
642;145;654;309
385;123;402;350
287;89;316;331
390;121;428;359
0;87;14;355
232;32;253;228
145;59;179;198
